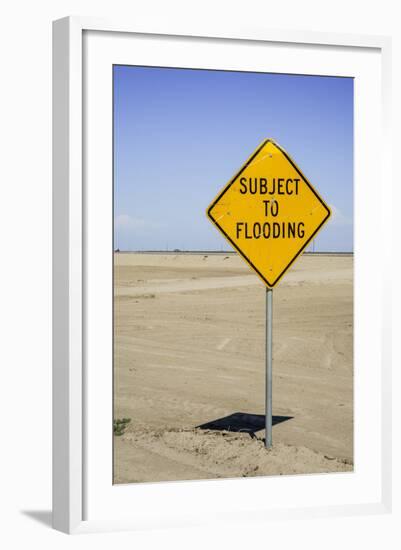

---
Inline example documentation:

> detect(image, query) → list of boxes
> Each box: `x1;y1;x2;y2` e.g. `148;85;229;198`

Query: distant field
115;250;353;256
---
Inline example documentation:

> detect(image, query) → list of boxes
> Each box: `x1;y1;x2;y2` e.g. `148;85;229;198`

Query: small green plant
114;417;131;436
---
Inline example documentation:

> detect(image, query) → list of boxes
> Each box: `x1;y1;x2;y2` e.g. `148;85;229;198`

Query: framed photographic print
52;17;391;534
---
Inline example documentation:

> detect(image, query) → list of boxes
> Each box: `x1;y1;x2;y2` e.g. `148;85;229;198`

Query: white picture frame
52;16;392;534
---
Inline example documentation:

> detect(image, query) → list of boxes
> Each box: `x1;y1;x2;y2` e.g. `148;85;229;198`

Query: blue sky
114;66;353;252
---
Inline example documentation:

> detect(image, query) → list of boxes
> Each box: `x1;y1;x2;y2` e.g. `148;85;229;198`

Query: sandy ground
113;253;353;483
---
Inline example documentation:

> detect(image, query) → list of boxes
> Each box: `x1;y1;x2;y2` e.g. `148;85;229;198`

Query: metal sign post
265;287;273;448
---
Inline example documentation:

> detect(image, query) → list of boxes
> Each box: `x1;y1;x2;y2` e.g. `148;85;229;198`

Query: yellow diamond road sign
207;139;331;287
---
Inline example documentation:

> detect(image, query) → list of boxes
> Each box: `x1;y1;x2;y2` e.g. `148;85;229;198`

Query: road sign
207;139;331;287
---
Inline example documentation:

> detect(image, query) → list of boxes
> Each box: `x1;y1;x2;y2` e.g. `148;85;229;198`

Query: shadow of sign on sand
197;412;293;439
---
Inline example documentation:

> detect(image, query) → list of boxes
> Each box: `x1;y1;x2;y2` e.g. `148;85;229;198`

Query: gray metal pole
265;287;273;448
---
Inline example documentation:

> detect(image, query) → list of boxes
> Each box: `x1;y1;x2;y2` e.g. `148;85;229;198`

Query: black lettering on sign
238;177;300;195
235;174;305;243
263;200;279;217
236;222;244;238
235;221;306;240
297;222;305;238
288;222;296;238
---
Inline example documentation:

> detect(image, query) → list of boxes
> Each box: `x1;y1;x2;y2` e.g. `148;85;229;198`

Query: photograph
0;0;393;542
112;64;354;484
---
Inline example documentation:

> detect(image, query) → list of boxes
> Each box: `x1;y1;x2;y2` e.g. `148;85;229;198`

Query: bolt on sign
207;139;331;287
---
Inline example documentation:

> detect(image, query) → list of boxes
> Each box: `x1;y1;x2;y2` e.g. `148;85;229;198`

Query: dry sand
113;253;353;483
